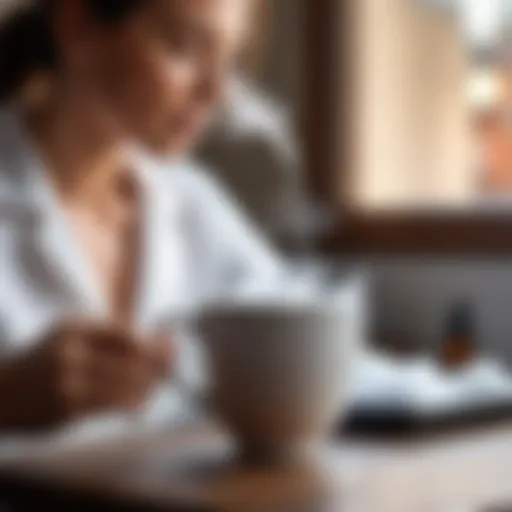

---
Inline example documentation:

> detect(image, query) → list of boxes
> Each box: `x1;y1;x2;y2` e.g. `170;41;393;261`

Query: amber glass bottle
441;301;477;370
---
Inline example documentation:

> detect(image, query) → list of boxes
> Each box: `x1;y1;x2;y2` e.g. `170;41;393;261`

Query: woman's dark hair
0;0;143;101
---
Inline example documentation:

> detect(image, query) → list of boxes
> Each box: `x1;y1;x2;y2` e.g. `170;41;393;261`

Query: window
305;0;512;252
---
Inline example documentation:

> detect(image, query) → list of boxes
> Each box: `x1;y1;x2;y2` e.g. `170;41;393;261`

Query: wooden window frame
304;0;512;255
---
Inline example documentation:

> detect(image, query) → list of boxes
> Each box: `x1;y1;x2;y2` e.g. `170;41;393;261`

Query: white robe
0;105;285;433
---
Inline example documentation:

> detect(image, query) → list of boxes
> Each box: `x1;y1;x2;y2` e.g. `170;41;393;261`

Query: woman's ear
17;71;55;111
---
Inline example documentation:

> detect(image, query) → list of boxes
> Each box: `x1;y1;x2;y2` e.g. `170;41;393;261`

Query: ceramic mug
189;298;358;463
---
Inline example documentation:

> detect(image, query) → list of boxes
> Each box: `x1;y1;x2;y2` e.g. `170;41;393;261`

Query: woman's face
59;0;256;155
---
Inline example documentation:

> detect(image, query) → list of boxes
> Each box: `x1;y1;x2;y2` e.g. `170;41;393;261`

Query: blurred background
198;0;512;366
0;3;511;509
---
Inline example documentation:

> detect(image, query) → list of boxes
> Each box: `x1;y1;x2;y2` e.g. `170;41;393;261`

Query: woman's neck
23;89;128;206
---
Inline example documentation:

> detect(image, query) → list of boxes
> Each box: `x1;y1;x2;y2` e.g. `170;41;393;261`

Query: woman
0;0;282;431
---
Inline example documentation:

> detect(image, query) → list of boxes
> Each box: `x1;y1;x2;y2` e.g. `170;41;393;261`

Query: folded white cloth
350;351;512;417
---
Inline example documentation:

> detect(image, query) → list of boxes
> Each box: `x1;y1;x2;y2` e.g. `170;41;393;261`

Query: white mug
159;294;359;464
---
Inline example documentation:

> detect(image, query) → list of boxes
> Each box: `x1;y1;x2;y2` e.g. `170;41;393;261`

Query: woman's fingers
150;333;178;378
6;320;180;429
84;337;164;413
53;322;179;415
89;323;145;358
86;373;153;413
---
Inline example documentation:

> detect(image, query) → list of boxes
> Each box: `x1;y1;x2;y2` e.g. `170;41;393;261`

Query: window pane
350;0;512;211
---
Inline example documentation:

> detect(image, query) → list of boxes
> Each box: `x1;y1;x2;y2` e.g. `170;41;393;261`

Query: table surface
0;422;511;511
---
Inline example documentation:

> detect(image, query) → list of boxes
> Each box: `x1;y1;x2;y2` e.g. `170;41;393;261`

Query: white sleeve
137;166;289;426
181;165;287;298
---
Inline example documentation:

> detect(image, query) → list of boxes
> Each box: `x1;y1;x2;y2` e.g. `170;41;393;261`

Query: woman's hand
0;321;176;431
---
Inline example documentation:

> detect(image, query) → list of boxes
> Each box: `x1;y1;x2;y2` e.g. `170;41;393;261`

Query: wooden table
0;422;511;511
